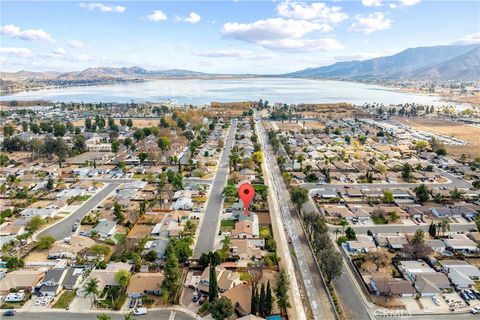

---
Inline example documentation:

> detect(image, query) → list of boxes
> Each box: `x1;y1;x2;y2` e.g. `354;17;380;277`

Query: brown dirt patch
397;118;480;159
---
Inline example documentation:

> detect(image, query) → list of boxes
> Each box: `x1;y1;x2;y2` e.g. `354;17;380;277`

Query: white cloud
147;10;168;22
258;38;343;52
193;49;278;60
183;12;201;24
362;0;382;7
0;24;54;43
0;47;32;58
192;49;249;58
389;3;397;9
68;40;85;48
276;1;348;24
453;32;480;45
335;52;381;61
53;48;66;55
222;18;331;43
399;0;421;6
349;12;392;34
79;3;126;13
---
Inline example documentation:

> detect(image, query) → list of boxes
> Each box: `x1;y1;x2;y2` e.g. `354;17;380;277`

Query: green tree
450;188;463;201
476;217;480;232
410;229;425;246
211;296;234;320
401;163;413;182
436;148;447;156
259;283;265;317
139;152;148;165
3;124;15;137
114;269;131;290
265;281;273;316
46;177;55;190
414;184;430;204
161;244;181;303
317;248;343;283
345;227;356;240
37;235;55;249
157;136;172;153
290;187;308;214
26;215;44;232
383;190;394;204
428;221;437;238
414;140;428;150
209;265;219;303
96;314;111;320
251;284;258;315
438;219;450;236
84;277;100;307
276;270;290;316
111;140;120;153
340;219;349;233
124;312;134;320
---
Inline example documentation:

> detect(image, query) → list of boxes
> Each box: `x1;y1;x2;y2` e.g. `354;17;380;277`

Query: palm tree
84;277;99;307
334;228;341;240
340;219;349;234
438;219;450;237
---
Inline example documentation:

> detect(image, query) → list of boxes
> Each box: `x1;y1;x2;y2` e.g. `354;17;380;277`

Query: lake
0;78;462;107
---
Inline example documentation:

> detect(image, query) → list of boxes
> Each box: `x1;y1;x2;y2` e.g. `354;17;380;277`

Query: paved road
193;120;237;258
0;310;195;320
37;183;120;240
257;116;334;320
301;168;471;191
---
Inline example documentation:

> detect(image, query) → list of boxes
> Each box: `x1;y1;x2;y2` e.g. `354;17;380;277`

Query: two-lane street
37;182;121;240
193;120;237;258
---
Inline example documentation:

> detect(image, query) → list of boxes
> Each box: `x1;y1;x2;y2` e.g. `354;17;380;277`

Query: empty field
398;118;480;159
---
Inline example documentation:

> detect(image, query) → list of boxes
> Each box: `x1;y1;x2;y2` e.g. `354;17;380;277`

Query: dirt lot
273;122;303;131
398;118;480;159
303;121;326;130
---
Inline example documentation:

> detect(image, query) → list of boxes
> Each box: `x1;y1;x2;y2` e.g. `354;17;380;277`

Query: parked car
471;306;480;314
466;290;477;300
3;310;16;316
137;299;143;307
72;223;79;232
129;299;136;308
198;295;207;305
134;307;148;315
432;296;441;306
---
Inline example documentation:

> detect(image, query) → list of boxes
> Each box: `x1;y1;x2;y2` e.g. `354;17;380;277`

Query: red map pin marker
238;183;255;216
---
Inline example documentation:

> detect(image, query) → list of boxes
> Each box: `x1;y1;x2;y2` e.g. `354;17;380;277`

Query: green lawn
371;215;388;225
239;271;251;282
133;173;147;180
113;233;126;243
220;219;236;232
259;225;272;238
52;291;76;309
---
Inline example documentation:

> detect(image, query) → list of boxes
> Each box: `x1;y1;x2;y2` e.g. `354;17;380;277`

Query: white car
432;296;441;306
35;298;42;306
134;307;148;315
471;306;480;314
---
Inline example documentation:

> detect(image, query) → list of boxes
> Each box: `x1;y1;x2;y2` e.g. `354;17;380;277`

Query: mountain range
1;43;479;94
286;44;479;80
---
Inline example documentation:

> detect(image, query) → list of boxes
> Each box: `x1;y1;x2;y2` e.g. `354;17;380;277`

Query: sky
1;0;479;74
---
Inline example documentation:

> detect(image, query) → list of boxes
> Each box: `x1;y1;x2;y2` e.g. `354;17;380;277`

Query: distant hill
285;44;480;80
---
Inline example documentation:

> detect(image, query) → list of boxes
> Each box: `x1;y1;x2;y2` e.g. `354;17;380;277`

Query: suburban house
38;268;69;296
345;235;377;254
126;273;163;298
197;266;240;294
222;283;252;316
48;235;96;259
439;260;480;289
370;276;416;297
398;261;450;296
443;234;479;253
77;262;131;297
0;270;45;294
91;219;117;239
